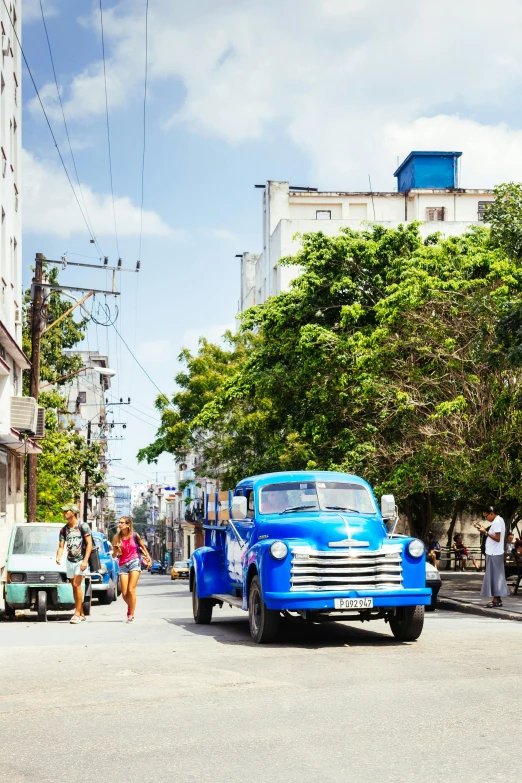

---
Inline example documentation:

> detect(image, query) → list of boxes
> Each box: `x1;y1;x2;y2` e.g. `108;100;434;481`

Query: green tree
132;502;148;534
140;222;522;536
23;265;106;519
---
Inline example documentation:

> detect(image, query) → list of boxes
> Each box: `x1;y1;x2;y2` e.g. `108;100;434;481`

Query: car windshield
174;561;188;568
258;481;376;515
11;526;59;556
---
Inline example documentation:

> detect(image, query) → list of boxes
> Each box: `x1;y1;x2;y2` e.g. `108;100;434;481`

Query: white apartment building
240;151;495;310
61;351;113;525
131;482;147;510
0;1;42;572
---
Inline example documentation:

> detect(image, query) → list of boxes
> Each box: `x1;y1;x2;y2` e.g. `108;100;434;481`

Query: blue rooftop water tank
394;151;462;192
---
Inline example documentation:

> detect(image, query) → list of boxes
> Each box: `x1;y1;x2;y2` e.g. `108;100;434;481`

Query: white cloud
136;339;171;364
22;149;179;240
27;0;522;188
207;229;238;242
23;0;58;22
181;322;236;355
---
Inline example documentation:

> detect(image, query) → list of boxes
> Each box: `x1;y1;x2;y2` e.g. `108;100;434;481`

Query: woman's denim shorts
118;558;141;574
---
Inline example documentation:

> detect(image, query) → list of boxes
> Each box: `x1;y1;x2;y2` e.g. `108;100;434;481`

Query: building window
316;210;331;220
76;391;87;405
0;449;7;513
478;201;494;221
349;203;368;220
425;207;446;222
16;456;22;493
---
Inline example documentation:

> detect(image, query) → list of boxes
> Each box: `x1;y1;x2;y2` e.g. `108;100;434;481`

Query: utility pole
25;255;126;523
83;419;91;524
27;253;45;523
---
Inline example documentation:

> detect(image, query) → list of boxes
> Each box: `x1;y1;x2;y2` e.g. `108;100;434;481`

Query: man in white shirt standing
476;506;509;608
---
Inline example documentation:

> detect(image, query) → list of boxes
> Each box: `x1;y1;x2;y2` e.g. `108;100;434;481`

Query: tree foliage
23;265;105;519
140;217;522;536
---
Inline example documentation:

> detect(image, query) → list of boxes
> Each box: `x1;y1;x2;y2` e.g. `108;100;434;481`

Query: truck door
226;489;255;591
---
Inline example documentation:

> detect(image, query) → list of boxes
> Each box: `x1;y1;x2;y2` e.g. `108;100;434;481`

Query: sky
20;0;522;489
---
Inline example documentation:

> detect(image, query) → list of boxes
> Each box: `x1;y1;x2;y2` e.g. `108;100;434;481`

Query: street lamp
39;365;116;389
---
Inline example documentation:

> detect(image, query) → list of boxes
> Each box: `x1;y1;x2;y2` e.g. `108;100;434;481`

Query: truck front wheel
192;572;213;624
389;605;424;641
249;576;280;644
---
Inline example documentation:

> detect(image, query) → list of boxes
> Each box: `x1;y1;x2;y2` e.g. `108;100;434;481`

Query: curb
438;596;522;622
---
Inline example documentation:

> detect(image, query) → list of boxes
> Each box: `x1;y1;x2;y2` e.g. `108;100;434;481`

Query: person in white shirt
476;506;509;607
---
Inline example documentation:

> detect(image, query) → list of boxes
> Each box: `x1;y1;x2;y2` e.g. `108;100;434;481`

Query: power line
2;0;97;246
99;0;120;258
111;322;166;396
39;0;103;258
138;0;149;264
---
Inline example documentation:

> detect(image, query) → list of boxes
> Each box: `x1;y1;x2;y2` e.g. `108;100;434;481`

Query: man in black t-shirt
56;503;92;624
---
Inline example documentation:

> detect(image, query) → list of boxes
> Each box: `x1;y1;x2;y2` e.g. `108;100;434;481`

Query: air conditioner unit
33;407;45;439
11;396;38;434
14;308;21;325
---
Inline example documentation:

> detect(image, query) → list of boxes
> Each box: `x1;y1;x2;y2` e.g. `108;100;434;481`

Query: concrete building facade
0;0;42;572
240;152;495;310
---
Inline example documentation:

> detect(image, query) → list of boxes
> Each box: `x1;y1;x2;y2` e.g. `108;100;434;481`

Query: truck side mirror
232;496;247;520
381;494;396;520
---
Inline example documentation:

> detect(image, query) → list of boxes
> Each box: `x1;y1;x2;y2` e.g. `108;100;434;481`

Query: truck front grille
290;545;403;592
23;572;66;584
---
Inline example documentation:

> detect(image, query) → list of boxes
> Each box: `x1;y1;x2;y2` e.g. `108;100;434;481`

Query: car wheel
192;571;213;624
248;576;280;644
389;605;424;641
83;583;92;616
117;576;122;596
4;602;15;618
111;579;118;602
37;590;48;622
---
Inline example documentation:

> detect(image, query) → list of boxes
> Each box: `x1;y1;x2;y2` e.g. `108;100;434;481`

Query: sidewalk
438;571;522;621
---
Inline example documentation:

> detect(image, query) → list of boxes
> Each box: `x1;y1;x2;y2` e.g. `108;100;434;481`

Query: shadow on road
165;613;408;649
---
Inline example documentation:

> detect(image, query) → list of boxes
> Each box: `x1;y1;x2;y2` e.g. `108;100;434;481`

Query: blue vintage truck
190;470;431;643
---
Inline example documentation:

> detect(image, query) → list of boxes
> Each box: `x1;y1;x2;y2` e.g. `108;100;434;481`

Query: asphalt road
1;575;521;783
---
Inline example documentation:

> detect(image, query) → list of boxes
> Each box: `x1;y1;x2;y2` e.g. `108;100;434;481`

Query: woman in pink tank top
112;516;151;622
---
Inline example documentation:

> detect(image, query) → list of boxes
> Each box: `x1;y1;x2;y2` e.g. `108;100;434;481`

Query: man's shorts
66;560;90;579
118;558;141;574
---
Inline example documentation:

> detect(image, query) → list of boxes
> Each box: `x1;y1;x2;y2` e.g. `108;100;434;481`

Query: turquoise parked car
3;523;92;621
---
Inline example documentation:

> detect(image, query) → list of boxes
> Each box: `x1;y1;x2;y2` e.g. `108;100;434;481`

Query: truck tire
37;590;48;622
389;605;424;641
249;576;280;644
192;572;213;624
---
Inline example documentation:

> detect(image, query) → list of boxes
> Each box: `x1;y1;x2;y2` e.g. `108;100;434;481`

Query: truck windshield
11;526;59;556
259;481;376;515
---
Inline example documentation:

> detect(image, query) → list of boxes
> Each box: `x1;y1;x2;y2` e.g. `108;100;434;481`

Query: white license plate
334;597;373;609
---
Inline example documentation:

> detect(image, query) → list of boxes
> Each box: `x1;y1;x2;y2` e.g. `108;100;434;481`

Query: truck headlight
9;572;25;583
408;539;425;558
270;541;288;560
99;564;108;574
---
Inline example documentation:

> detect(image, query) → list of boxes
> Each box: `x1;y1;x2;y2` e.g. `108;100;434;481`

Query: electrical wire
138;0;149;265
99;0;120;258
2;0;99;249
111;322;166;396
39;0;103;257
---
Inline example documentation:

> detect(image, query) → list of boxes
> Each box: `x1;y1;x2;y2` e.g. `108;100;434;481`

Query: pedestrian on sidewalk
476;506;509;608
56;503;92;624
453;533;480;571
112;516;151;623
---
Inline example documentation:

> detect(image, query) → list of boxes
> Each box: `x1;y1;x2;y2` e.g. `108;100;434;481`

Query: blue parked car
149;560;162;574
190;471;431;643
90;531;119;604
